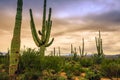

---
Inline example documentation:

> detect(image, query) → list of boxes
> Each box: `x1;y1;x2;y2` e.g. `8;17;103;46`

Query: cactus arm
58;47;60;56
45;8;52;43
95;37;99;53
45;38;54;47
74;47;77;54
53;47;55;56
45;21;52;43
100;39;103;54
29;9;42;47
79;46;81;56
82;38;84;56
38;30;42;35
42;0;47;41
71;44;73;54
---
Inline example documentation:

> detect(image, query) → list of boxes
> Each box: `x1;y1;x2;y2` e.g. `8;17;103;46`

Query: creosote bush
79;58;93;67
19;48;40;72
101;60;120;79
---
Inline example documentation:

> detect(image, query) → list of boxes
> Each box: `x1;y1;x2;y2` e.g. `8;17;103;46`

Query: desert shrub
19;48;65;74
79;58;93;67
0;72;9;80
85;69;101;80
101;61;120;78
57;76;67;80
19;48;41;72
0;53;9;71
41;70;67;80
41;56;65;73
64;60;82;76
43;76;67;80
20;71;41;80
92;54;104;64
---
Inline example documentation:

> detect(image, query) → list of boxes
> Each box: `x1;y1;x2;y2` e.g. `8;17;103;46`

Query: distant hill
104;54;120;59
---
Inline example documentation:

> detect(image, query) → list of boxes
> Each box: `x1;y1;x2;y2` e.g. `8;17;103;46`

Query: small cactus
71;44;74;54
58;47;61;56
79;38;87;57
95;30;104;56
94;30;104;64
53;47;56;56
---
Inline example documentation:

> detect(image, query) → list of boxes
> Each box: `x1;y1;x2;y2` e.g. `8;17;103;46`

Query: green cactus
79;38;87;57
95;30;104;56
71;44;74;54
58;47;61;56
71;44;77;54
53;47;56;56
29;0;54;56
93;31;104;64
9;0;23;78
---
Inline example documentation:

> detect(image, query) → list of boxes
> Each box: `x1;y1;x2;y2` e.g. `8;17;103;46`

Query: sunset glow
0;0;120;55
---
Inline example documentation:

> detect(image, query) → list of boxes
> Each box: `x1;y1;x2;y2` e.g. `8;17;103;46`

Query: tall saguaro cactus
29;0;54;56
9;0;23;78
95;30;104;56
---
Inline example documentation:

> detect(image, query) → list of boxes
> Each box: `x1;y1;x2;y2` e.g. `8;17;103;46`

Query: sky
0;0;120;55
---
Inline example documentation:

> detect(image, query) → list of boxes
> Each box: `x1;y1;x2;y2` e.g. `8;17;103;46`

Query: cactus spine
9;0;23;78
29;0;54;56
95;30;103;56
79;38;87;57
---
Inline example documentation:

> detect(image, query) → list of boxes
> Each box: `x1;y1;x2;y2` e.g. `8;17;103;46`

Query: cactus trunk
58;47;60;56
40;46;46;56
53;47;56;56
9;0;23;79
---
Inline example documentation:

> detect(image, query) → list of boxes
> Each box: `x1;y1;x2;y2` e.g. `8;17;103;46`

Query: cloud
84;10;120;25
78;10;120;32
1;0;120;55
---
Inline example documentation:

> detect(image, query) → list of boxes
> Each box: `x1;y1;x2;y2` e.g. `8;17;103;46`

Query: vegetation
0;48;120;79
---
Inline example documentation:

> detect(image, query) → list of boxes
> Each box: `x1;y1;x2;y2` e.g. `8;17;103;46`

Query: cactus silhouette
79;38;87;57
58;47;61;56
9;0;23;78
71;44;74;54
29;0;54;56
95;30;104;56
53;47;56;56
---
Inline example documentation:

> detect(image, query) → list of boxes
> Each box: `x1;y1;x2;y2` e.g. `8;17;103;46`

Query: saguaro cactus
29;0;54;56
95;30;103;56
58;47;61;56
79;38;87;57
53;47;56;56
71;44;74;54
9;0;23;78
